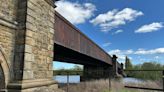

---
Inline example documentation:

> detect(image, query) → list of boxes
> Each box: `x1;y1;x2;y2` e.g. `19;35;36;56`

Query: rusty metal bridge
54;12;122;70
54;12;111;65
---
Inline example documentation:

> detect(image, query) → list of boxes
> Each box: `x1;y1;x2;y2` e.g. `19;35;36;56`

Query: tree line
53;65;83;76
125;56;164;80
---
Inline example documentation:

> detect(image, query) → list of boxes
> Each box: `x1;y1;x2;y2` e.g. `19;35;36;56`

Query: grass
59;78;162;92
124;80;162;90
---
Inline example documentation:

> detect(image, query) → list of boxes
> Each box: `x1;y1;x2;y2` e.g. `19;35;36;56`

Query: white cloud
134;48;164;55
108;49;133;63
125;49;134;54
109;48;164;56
154;56;160;59
90;8;143;32
108;49;134;55
102;42;111;47
135;22;164;33
90;9;118;25
112;29;123;35
108;48;164;63
56;0;96;24
108;49;122;55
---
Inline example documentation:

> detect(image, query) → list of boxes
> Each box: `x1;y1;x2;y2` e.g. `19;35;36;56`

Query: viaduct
0;0;123;91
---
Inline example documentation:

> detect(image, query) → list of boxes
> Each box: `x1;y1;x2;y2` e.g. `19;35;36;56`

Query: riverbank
57;78;162;92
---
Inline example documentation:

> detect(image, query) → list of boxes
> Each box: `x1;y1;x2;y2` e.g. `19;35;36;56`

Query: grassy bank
59;79;162;92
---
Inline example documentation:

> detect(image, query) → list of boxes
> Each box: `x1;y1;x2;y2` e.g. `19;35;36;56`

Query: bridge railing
124;69;164;91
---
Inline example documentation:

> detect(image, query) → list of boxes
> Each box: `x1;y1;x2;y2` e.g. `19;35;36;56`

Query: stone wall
0;0;17;84
0;0;17;90
0;64;5;90
11;0;55;81
0;0;63;91
25;0;55;80
0;0;17;22
0;25;15;73
18;84;64;92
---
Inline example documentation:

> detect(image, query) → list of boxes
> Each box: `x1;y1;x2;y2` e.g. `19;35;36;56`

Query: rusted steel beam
54;12;113;65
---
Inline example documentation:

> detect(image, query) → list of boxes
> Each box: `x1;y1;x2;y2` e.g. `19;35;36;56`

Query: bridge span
54;12;123;79
54;12;113;66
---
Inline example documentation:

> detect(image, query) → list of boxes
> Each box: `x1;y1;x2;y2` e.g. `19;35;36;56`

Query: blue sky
54;0;164;69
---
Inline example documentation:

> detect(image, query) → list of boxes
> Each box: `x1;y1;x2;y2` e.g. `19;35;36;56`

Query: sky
53;0;164;69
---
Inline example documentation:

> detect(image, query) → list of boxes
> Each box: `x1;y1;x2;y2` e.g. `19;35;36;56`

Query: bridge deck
54;12;112;65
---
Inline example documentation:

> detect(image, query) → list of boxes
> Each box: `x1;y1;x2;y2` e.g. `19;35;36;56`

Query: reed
59;79;162;92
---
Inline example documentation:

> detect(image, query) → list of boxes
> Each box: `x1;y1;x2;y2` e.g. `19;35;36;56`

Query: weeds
59;78;162;92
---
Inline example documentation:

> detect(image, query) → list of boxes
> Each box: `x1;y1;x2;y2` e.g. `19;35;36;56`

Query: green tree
125;56;133;70
129;62;163;80
71;65;83;71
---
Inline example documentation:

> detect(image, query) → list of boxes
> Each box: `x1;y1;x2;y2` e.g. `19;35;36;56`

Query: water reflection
54;75;80;83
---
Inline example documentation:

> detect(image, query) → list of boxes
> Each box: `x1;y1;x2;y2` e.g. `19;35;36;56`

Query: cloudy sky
54;0;164;69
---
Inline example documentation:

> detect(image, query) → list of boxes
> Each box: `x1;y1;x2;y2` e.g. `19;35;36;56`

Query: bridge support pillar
7;0;60;92
112;55;124;77
112;57;118;77
82;65;113;81
0;0;63;92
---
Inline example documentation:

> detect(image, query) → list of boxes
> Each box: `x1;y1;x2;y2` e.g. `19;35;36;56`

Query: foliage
125;56;133;70
70;65;83;71
125;58;163;80
53;65;83;76
132;62;163;80
125;56;134;77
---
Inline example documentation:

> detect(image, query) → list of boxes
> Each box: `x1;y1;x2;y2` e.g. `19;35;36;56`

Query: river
54;75;80;83
53;75;144;83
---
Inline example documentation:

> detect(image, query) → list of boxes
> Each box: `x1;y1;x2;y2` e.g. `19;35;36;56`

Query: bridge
0;0;123;92
54;12;112;66
54;11;123;79
54;12;123;79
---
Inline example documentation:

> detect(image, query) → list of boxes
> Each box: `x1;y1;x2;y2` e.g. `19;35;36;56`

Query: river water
53;75;144;83
54;75;80;83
